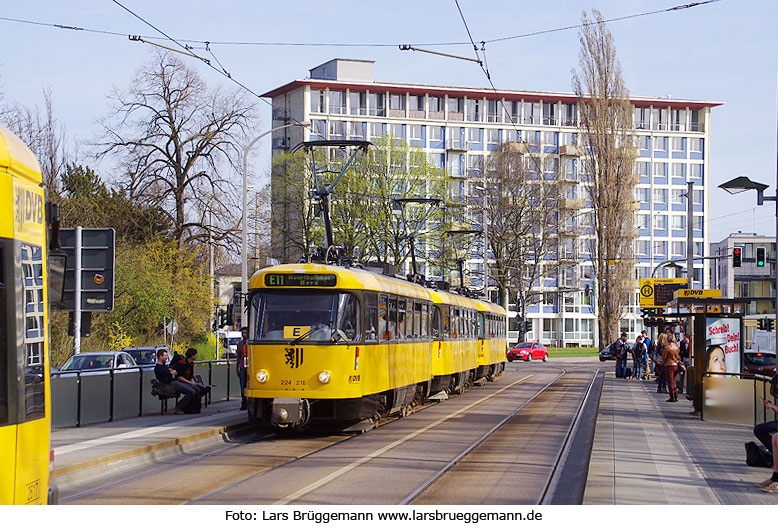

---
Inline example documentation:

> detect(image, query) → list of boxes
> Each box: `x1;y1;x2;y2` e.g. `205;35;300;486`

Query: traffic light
225;303;235;326
733;247;742;267
524;321;532;333
767;318;774;331
757;247;766;267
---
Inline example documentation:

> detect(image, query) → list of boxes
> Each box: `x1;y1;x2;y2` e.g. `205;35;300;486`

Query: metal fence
51;359;243;428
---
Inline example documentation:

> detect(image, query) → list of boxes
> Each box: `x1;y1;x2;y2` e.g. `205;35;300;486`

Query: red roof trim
261;80;723;110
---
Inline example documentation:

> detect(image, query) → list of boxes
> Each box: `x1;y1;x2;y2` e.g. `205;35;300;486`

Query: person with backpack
632;335;646;380
613;332;629;378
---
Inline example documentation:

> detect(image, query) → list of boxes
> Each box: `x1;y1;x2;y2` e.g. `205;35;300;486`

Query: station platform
49;360;777;504
584;368;777;504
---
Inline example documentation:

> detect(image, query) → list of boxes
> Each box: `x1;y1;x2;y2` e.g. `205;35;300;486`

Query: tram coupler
270;398;310;428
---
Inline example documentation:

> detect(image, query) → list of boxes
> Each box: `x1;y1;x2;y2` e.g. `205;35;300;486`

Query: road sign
59;228;115;312
639;278;688;308
676;289;722;299
165;320;179;336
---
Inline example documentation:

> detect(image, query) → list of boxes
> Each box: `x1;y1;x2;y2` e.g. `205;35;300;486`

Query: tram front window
254;292;360;342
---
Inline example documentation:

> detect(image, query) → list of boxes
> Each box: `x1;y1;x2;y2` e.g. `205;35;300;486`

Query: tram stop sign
58;228;115;312
639;278;688;309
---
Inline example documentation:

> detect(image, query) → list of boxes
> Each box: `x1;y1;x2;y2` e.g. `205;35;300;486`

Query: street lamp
242;122;309;326
719;175;778;329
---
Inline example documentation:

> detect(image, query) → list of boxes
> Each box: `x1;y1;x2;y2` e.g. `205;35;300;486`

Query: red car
507;342;549;362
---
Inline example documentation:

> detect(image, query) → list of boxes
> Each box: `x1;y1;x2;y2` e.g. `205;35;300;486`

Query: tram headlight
318;370;331;384
256;369;269;383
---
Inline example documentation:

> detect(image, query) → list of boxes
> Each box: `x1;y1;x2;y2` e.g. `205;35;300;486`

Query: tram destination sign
639;278;688;308
265;273;337;287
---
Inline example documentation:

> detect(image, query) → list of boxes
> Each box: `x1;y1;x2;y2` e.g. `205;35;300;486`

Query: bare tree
482;144;557;340
573;10;638;348
98;52;257;249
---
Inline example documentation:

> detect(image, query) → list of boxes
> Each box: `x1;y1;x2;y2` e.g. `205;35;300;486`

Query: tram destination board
639;278;688;309
265;273;337;287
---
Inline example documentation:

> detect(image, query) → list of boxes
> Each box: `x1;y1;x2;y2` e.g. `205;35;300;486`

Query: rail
50;359;242;428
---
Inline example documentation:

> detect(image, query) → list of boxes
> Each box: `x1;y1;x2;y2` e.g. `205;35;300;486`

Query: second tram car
246;263;506;431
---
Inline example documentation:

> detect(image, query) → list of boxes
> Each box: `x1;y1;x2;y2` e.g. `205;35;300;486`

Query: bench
150;377;211;414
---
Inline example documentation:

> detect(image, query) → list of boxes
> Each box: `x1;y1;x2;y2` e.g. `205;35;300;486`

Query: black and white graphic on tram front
284;347;304;369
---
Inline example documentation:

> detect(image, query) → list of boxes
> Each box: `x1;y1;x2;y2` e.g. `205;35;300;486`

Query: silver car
59;351;138;371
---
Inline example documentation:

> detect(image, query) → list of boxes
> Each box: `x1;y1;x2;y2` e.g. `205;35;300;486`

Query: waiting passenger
755;376;778;493
154;348;197;415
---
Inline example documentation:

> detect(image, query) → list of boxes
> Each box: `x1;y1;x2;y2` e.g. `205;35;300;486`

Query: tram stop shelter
665;293;760;425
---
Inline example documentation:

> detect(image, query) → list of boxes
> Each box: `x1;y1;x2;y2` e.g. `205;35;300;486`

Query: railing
50;359;242;428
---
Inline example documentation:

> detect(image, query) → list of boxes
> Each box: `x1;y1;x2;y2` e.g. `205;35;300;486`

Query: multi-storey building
711;232;776;315
262;58;720;346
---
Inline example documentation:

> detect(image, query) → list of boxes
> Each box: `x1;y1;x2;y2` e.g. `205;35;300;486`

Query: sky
1;0;777;244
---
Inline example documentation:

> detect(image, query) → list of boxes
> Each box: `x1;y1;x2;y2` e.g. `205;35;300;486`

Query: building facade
262;59;719;346
711;232;776;315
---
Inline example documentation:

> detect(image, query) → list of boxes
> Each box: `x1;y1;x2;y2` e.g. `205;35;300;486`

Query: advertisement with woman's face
705;317;741;377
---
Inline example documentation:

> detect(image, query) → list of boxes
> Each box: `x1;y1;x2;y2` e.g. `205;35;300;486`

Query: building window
693;189;703;205
486;100;500;122
562;103;577;126
639;136;650;150
369;93;385;116
635;107;650;129
409;95;424;112
486;128;499;144
505;129;520;143
671;109;687;131
523;101;540;124
311;89;326;113
638;161;649;178
429;96;443;113
636;240;650;255
671;189;684;204
429;126;443;141
652;107;667;130
653;162;667;178
690;110;701;132
389;123;404;139
654;188;668;204
329;120;345;139
671;215;685;230
690;163;703;178
370;122;384;138
542;102;557;125
693;215;703;230
329;90;346;114
654;215;667;230
389;94;406;111
409;125;423;141
671;163;684;177
466;98;482;121
505;101;520;123
467;127;481;144
349;122;366;139
654;240;667;256
671;137;684;151
349;91;367;116
654;136;668;151
448;97;464;114
636;187;649;202
636;214;649;229
672;241;685;257
312;119;326;139
689;137;702;153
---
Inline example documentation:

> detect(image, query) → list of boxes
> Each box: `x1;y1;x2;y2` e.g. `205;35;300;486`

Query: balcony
409;110;425;119
448;111;464;121
503;141;530;153
560;198;585;210
559;145;584;156
446;138;467;151
448;166;465;179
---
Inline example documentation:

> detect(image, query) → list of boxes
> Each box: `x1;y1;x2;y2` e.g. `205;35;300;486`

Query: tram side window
431;306;441;338
478;313;485;339
451;308;459;338
365;292;378;342
336;293;360;341
417;303;425;338
407;300;415;339
397;298;406;340
0;243;7;425
442;306;450;338
21;243;45;421
378;294;388;341
387;297;397;341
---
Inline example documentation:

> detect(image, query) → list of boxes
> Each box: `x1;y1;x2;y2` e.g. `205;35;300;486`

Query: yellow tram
245;263;506;430
0;125;55;504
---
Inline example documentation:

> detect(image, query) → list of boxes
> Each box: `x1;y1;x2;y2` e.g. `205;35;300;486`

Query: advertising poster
705;317;741;377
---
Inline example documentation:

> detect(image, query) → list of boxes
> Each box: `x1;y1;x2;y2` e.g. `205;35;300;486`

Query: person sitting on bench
154;348;197;415
171;348;209;412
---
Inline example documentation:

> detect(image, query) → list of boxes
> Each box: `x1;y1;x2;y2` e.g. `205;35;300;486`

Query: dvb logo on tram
13;185;43;234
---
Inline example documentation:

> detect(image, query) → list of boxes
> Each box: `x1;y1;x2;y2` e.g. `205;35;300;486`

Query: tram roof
0;124;41;183
475;299;507;316
251;263;433;300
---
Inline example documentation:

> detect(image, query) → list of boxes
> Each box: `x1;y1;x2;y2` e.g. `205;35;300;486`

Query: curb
52;421;251;479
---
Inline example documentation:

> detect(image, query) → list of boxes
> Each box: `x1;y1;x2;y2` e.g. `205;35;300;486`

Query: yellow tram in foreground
0;125;55;504
245;263;506;430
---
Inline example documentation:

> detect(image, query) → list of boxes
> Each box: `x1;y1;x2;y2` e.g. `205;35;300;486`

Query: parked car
59;351;138;372
599;342;635;362
743;350;777;377
122;345;167;366
507;342;549;362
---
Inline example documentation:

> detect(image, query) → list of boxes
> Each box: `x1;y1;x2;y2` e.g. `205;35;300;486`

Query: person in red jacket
236;327;248;410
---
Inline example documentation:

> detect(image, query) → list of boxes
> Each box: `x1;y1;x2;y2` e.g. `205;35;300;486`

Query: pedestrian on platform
236;326;248;411
678;335;690;395
641;330;652;380
614;332;629;378
632;335;646;380
653;329;668;393
755;376;778;492
662;335;682;402
154;348;197;415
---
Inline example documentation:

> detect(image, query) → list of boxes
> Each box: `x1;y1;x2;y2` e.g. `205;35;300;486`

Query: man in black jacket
154;349;197;415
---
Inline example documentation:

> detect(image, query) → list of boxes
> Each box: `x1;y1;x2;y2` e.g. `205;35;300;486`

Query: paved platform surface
49;360;778;504
585;370;777;504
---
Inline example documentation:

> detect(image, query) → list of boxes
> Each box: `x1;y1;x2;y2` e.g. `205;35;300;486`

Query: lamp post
719;175;778;343
242;122;309;326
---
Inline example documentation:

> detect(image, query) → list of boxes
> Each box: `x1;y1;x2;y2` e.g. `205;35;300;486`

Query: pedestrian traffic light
756;247;766;267
733;247;742;267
